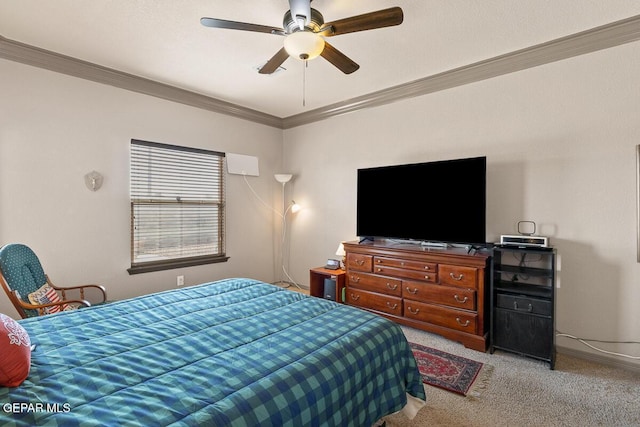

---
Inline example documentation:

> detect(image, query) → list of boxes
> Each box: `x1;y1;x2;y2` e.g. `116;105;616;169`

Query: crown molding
0;35;283;129
2;13;640;131
282;13;640;129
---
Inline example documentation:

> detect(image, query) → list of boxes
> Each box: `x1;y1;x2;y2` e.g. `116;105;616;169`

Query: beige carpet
384;327;640;427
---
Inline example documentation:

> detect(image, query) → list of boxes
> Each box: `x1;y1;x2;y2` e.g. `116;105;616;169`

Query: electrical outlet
177;275;184;287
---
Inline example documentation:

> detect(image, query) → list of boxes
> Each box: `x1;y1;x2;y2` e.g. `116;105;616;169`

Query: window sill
127;255;230;275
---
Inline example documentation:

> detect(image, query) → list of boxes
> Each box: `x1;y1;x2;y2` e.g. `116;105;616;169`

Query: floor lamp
274;174;300;288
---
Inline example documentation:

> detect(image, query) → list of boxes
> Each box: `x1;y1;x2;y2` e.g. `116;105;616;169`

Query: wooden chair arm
46;276;108;303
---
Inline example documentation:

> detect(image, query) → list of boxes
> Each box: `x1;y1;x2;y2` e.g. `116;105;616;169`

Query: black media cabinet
489;245;557;369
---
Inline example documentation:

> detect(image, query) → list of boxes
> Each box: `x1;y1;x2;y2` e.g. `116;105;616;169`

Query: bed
0;278;426;426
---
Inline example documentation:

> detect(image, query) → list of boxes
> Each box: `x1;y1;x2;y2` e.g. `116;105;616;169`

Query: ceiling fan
200;0;403;75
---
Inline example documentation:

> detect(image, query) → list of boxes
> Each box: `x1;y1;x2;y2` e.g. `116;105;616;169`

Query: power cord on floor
556;330;640;360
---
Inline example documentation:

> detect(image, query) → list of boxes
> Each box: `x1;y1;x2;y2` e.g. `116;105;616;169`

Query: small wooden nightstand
309;267;346;303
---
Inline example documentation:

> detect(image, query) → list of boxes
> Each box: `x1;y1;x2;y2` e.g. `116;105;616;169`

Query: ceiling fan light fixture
284;31;325;60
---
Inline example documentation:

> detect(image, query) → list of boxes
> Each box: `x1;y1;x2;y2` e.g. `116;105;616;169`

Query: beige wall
0;59;284;315
283;41;640;368
2;38;640;369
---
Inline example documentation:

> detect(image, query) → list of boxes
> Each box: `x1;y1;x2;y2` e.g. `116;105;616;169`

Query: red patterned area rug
410;342;493;397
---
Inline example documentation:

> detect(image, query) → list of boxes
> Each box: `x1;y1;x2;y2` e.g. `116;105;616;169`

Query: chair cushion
0;313;31;387
0;244;48;317
28;284;63;314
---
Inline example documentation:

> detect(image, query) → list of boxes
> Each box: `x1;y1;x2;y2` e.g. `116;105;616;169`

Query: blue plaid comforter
0;278;425;426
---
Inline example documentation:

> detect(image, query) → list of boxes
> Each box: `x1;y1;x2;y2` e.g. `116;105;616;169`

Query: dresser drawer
347;271;402;296
374;256;437;272
372;265;437;283
403;281;476;310
346;288;403;316
497;294;552;316
404;300;477;333
347;253;373;272
439;264;478;289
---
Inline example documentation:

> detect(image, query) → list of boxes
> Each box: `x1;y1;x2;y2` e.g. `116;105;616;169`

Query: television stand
344;240;490;352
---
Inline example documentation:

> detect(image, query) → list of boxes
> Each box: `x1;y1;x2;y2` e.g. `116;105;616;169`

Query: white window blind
129;139;226;273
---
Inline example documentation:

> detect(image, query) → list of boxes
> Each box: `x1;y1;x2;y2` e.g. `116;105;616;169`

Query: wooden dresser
344;240;490;351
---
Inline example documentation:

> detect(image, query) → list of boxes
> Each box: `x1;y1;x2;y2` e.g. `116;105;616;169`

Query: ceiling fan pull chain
302;59;307;107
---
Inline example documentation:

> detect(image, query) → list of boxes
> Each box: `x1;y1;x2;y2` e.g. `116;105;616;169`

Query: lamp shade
284;31;325;60
336;242;345;257
274;174;293;183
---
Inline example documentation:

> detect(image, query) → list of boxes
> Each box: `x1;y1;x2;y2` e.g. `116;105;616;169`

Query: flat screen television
356;156;486;245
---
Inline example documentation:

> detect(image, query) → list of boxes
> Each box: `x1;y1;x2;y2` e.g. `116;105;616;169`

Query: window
128;139;227;274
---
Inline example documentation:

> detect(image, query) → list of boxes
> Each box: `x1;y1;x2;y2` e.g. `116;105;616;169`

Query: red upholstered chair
0;244;107;319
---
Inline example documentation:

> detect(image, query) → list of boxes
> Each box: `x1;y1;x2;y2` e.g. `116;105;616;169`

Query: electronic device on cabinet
499;221;549;248
499;235;549;248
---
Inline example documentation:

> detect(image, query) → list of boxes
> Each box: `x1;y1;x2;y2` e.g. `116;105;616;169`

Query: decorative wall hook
84;171;103;192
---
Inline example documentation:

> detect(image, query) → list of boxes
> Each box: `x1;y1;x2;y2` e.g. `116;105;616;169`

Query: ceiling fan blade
258;48;290;74
200;17;285;35
319;7;403;36
320;42;359;74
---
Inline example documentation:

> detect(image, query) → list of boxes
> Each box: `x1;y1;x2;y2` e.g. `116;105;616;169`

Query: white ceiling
1;1;640;119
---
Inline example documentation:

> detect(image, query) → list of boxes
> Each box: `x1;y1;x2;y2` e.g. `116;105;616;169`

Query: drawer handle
424;275;430;280
376;268;383;272
454;295;468;304
350;293;360;301
456;317;470;327
405;287;418;295
386;283;398;290
407;306;420;315
513;301;533;312
424;266;430;270
349;275;360;283
386;302;398;310
449;272;464;281
355;259;365;266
